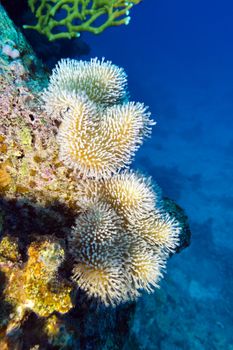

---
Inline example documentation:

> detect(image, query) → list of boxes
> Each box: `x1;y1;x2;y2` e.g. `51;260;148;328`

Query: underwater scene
0;0;232;349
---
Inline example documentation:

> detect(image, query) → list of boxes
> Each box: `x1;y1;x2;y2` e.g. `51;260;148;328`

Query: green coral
24;0;142;41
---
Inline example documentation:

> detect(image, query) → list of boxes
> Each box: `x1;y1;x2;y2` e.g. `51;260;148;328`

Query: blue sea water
78;1;233;349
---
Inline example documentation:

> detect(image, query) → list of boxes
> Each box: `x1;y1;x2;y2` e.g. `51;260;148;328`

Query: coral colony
24;0;142;41
0;58;181;317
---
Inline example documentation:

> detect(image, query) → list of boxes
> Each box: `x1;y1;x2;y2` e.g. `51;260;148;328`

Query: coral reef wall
0;3;190;349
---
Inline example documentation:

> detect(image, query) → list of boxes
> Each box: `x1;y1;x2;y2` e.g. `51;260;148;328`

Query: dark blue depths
81;1;233;349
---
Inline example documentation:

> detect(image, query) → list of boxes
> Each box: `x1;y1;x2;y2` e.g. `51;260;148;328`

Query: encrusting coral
0;236;73;347
0;55;189;343
0;237;72;318
24;0;142;41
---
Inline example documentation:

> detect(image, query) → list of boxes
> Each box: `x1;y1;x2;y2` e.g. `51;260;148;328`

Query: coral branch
24;0;142;41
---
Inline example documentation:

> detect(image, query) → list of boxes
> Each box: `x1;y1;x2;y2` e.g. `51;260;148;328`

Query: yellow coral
0;235;21;263
0;162;11;189
23;241;73;317
2;239;73;318
44;314;61;338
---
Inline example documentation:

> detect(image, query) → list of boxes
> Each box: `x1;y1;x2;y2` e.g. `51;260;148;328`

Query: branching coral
24;0;142;41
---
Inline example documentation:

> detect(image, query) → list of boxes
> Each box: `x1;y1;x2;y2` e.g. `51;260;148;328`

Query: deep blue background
80;1;233;349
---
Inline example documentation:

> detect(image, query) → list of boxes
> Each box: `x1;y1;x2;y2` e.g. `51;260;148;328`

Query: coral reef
1;55;181;306
24;0;142;41
0;3;190;348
